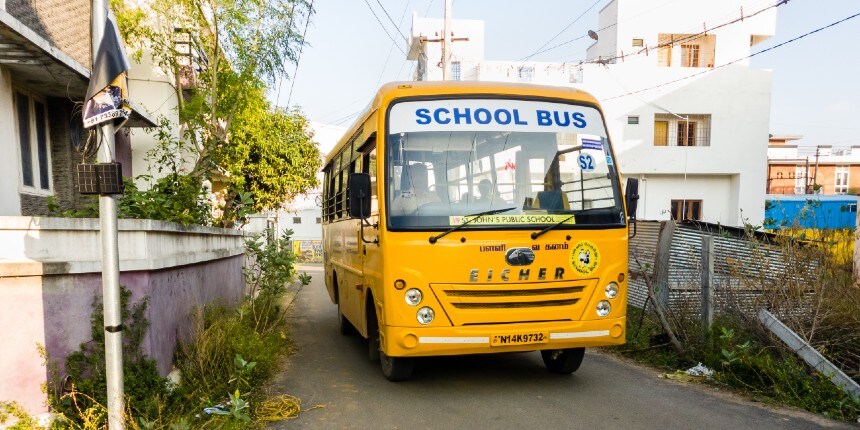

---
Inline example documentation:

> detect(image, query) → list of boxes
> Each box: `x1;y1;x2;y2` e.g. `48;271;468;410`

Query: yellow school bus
321;81;638;381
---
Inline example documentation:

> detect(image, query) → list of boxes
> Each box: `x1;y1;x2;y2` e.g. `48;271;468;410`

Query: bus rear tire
541;348;585;374
337;298;355;336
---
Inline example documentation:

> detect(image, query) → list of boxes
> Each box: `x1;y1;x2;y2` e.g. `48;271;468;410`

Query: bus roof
323;81;601;166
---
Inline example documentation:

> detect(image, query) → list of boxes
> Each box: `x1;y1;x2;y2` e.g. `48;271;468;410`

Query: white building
407;0;777;226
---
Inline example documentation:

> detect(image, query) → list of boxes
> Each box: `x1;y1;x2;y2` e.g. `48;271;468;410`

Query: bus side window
322;166;330;221
341;142;354;218
335;151;344;219
361;144;378;213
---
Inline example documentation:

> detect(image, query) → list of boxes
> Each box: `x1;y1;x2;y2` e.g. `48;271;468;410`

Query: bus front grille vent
445;287;584;298
451;299;579;309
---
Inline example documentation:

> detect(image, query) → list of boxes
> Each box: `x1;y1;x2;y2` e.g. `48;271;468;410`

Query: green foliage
50;233;300;428
0;401;40;429
112;0;320;228
51;287;169;427
243;229;297;299
217;95;321;216
710;324;860;421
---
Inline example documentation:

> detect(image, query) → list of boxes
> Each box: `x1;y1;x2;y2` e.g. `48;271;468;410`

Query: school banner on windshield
388;99;606;136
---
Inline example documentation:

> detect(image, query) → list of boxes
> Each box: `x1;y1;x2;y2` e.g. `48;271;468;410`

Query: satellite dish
588;30;599;41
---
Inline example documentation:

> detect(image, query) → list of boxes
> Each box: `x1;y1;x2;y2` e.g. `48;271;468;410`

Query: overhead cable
520;0;602;61
363;0;408;56
601;10;860;101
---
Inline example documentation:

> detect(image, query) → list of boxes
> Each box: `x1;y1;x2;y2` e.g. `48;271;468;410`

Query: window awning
0;9;156;128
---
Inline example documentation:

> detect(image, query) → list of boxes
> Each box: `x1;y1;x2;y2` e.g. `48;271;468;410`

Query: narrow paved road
270;263;849;429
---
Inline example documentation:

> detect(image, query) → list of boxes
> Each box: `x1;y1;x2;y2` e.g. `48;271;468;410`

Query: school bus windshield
386;99;623;230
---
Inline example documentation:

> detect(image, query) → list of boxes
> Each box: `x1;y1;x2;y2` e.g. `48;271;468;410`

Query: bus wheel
367;299;380;362
380;348;414;382
336;288;354;336
541;348;585;374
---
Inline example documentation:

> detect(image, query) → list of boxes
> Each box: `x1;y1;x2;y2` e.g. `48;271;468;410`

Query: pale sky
275;0;860;148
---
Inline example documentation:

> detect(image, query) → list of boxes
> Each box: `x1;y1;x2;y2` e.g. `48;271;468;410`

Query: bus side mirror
348;173;372;219
625;177;639;216
625;177;639;238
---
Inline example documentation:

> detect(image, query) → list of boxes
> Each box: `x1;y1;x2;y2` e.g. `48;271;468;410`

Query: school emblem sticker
570;241;600;276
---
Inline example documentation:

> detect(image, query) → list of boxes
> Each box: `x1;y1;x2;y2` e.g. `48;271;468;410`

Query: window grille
654;114;711;146
670;199;702;221
451;61;461;81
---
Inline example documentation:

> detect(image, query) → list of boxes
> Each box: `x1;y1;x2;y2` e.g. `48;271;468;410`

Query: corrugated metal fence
628;220;801;314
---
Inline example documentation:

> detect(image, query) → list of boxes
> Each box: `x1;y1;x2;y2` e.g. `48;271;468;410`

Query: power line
520;0;603;61
275;4;301;105
601;10;860;102
374;0;412;91
583;0;787;66
375;0;409;42
424;0;435;17
526;0;683;59
363;0;408;56
286;1;315;107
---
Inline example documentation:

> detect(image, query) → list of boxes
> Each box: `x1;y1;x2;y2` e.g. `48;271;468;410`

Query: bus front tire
541;348;585;374
367;300;414;381
380;349;414;382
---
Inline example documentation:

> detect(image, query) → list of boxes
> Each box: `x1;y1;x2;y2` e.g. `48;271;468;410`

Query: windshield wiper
429;207;517;244
530;213;576;240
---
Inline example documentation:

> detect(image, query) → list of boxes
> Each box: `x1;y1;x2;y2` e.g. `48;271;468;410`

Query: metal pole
92;1;125;428
442;0;451;80
700;236;714;339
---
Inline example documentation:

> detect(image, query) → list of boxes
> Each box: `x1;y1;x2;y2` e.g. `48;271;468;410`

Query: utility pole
92;0;125;427
804;157;810;194
442;0;451;80
813;146;820;193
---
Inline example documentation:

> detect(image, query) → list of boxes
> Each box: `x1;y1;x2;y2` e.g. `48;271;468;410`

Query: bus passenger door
359;143;381;337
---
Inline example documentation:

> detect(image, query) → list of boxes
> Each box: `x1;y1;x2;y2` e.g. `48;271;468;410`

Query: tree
113;0;320;227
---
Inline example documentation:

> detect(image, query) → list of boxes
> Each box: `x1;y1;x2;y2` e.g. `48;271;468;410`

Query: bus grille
452;299;579;309
445;287;584;298
430;280;596;326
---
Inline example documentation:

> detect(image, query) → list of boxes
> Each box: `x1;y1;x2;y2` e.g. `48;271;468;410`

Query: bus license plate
491;332;549;346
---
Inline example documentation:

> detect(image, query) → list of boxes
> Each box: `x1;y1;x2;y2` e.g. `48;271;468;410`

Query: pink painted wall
0;255;245;414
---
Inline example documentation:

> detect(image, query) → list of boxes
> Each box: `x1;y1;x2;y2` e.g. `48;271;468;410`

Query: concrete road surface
270;263;850;429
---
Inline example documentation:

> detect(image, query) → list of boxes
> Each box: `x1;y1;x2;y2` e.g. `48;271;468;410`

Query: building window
628;116;639;125
315;217;322;224
835;165;849;194
680;44;700;67
16;91;51;193
293;217;302;224
632;38;644;47
518;66;533;82
451;61;461;81
654;114;711;146
670;199;702;221
657;34;715;68
677;120;696;146
794;166;807;194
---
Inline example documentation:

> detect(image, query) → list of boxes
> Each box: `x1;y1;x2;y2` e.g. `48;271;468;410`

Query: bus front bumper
381;317;626;358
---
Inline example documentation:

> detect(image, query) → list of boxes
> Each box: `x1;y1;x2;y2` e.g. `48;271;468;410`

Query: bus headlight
417;307;435;325
596;300;611;317
405;288;423;306
605;282;619;299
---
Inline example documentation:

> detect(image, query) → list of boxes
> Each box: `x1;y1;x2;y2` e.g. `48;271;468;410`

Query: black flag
84;13;131;129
